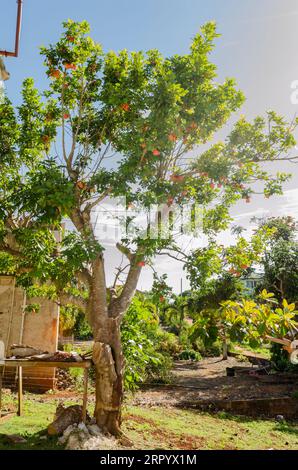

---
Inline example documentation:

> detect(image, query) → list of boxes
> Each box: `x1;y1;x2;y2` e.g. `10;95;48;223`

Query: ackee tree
0;20;297;435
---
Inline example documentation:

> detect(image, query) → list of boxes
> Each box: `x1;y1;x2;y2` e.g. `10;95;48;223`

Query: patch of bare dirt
125;414;205;450
151;429;205;450
131;357;298;408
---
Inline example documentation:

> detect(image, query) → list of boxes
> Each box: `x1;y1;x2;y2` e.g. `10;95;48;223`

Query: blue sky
2;0;295;109
1;0;298;291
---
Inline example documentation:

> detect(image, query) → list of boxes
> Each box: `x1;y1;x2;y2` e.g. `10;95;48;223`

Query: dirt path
131;357;298;408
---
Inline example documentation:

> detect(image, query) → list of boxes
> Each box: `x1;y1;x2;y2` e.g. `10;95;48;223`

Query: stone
276;415;285;422
58;422;117;450
77;422;89;434
87;424;103;437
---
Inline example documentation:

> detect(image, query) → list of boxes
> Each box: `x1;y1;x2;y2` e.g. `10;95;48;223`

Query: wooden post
0;368;2;418
82;368;88;423
222;338;228;360
17;366;23;416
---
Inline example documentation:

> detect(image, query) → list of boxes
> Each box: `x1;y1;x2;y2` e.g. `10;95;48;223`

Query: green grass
0;392;85;450
230;343;271;359
123;406;298;450
0;392;297;450
0;397;60;450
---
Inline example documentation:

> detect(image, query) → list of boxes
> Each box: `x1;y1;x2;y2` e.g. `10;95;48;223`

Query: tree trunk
222;337;228;360
92;322;124;436
87;252;142;436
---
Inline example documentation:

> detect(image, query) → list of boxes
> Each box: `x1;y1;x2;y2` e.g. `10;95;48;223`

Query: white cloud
233;208;270;221
278;188;298;219
240;10;298;25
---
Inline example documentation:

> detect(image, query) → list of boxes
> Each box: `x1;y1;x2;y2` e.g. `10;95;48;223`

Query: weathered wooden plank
4;360;92;369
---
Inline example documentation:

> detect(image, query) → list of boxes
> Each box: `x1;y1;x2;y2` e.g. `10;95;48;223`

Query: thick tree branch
109;259;142;318
116;243;133;262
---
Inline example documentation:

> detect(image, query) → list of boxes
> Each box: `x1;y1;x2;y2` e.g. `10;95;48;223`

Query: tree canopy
0;19;297;434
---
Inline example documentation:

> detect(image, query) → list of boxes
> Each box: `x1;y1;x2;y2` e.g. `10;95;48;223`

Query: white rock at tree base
58;422;117;450
87;424;103;437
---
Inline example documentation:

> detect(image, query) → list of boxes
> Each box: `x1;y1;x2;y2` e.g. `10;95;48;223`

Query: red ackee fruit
67;36;75;42
152;149;160;156
138;261;146;267
77;181;87;190
63;113;70;119
159;296;165;303
120;103;130;112
168;133;178;142
64;63;77;71
50;69;61;79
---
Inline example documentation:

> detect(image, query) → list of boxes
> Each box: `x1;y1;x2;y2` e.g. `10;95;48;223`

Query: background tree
0;20;297;435
187;274;244;359
184;225;278;357
220;290;298;350
255;216;298;303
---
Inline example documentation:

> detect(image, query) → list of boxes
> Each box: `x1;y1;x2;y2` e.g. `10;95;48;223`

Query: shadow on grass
191;408;298;428
272;422;298;436
0;430;62;450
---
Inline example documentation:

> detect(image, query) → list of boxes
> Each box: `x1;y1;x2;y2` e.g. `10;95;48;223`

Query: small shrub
145;353;173;384
236;354;249;363
178;349;202;361
195;338;223;357
157;331;182;356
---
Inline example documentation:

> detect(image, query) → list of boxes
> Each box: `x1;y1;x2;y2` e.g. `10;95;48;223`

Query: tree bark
86;248;142;436
92;320;124;435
